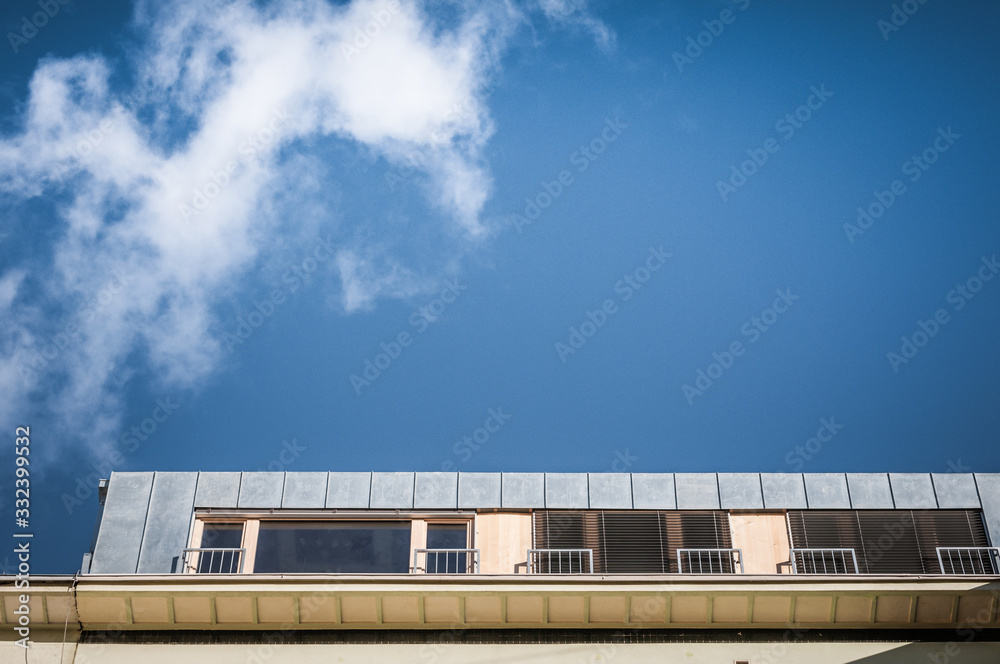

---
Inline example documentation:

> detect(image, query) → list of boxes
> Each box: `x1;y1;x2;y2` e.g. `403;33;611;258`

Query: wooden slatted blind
533;511;732;574
787;510;988;574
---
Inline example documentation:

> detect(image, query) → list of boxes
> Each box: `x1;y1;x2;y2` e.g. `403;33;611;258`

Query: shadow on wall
848;642;999;663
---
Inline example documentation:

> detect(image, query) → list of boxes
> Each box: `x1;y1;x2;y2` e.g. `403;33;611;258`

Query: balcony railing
676;548;744;574
790;548;859;574
412;548;480;574
936;547;1000;575
527;548;594;574
180;547;245;573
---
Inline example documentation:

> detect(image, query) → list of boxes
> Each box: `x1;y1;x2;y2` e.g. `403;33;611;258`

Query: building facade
3;471;1000;662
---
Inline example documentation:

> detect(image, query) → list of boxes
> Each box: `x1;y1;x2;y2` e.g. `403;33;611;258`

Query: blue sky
1;0;998;573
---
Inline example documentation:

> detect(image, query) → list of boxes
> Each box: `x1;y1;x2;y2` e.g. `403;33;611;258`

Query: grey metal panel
501;473;545;508
194;472;241;508
326;472;371;508
975;474;1000;546
457;473;501;508
237;472;285;508
846;473;894;509
932;473;981;509
760;473;807;509
889;473;938;509
281;472;328;508
804;473;851;508
545;473;589;509
588;473;633;509
675;473;720;509
414;472;458;509
630;473;676;509
136;472;198;573
370;472;414;509
90;472;154;574
718;473;763;509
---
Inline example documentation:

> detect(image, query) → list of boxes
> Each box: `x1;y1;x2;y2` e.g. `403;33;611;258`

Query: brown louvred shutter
533;510;732;573
787;510;989;574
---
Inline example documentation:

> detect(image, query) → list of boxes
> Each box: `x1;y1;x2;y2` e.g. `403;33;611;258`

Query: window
424;523;470;573
192;522;244;573
787;510;989;574
253;521;411;573
533;510;733;573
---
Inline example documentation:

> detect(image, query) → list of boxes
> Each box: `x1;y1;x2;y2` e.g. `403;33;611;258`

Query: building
4;471;1000;662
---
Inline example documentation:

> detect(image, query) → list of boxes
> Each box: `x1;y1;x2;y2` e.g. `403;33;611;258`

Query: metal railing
181;547;245;573
676;548;744;574
790;548;859;574
936;547;1000;575
412;548;480;574
527;548;594;574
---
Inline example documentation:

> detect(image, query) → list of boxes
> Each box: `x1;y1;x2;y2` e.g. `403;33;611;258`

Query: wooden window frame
189;512;473;573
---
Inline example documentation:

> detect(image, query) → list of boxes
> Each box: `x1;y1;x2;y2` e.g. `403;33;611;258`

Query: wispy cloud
538;0;616;52
0;0;530;453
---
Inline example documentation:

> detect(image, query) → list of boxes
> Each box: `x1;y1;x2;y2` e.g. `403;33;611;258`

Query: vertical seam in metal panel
134;472;157;573
758;473;766;509
236;472;245;509
972;473;984;509
281;471;288;509
586;473;591;509
800;474;808;509
543;473;547;509
628;472;634;509
672;473;678;510
499;472;504;509
456;472;462;509
887;472;897;509
184;472;201;570
323;472;331;509
409;471;415;508
714;473;721;510
845;473;853;509
368;471;374;509
929;473;941;509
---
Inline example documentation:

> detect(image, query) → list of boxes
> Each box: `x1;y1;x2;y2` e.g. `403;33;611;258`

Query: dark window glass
254;521;411;573
425;524;469;573
197;523;244;573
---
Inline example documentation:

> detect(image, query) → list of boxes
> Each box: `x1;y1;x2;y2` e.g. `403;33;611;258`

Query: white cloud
0;0;517;453
538;0;616;51
0;0;614;454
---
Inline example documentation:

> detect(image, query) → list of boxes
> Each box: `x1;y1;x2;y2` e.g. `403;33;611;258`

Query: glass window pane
254;521;411;573
197;523;244;573
426;524;468;573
